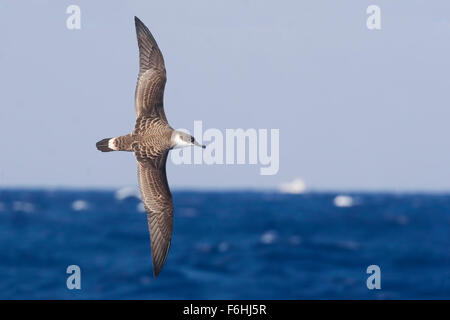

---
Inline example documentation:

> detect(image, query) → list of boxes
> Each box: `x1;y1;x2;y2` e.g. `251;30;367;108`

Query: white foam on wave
333;195;354;207
136;202;146;213
260;230;278;244
72;200;89;211
279;178;307;194
13;201;34;213
115;187;141;201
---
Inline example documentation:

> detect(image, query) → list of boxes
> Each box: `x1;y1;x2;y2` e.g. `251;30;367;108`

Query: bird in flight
96;17;205;277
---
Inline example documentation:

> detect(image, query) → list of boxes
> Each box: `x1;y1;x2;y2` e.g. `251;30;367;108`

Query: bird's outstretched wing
137;152;173;277
134;16;168;122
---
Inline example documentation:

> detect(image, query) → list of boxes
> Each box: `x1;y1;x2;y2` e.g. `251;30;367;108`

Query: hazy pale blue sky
0;1;449;191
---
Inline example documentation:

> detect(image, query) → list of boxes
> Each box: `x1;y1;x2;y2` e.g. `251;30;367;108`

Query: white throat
172;134;192;149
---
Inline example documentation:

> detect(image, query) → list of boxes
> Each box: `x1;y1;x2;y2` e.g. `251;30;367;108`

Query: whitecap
260;230;278;244
333;195;354;207
136;202;146;213
279;178;306;194
115;187;141;201
13;201;34;213
72;200;89;211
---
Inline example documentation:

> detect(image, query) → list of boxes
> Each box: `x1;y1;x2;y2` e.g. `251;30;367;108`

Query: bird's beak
194;141;206;149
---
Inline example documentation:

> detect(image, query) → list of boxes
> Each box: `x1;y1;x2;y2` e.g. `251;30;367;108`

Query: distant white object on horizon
333;195;354;207
115;187;141;201
279;178;307;194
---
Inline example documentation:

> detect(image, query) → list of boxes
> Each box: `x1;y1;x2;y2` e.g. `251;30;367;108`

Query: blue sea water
0;189;449;299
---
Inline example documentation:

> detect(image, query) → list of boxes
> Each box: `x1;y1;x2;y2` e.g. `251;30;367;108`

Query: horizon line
1;184;450;195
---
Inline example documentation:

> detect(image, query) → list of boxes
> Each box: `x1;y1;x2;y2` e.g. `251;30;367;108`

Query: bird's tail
96;134;134;152
96;138;114;152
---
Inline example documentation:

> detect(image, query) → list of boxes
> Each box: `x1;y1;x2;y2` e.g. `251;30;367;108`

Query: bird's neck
171;131;191;149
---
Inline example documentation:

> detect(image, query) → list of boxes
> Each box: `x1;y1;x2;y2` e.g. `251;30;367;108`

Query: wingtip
134;16;150;38
153;265;162;278
152;253;168;278
134;16;143;28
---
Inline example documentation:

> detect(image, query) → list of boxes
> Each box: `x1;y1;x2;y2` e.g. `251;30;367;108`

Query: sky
0;0;449;191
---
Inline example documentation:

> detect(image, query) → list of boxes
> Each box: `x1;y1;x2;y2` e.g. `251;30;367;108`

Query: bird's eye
190;137;195;143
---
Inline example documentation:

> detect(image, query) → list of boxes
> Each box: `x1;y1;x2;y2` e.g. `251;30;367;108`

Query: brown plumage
96;16;205;277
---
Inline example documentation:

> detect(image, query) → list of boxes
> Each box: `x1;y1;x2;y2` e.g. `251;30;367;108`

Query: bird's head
172;131;205;149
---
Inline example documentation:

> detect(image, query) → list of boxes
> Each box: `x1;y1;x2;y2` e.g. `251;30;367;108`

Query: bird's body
96;17;204;277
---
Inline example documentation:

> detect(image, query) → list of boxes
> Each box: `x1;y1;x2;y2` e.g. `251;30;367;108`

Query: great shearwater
96;17;205;277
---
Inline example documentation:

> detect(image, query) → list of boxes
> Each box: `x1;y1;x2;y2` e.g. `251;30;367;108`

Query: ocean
0;189;449;299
